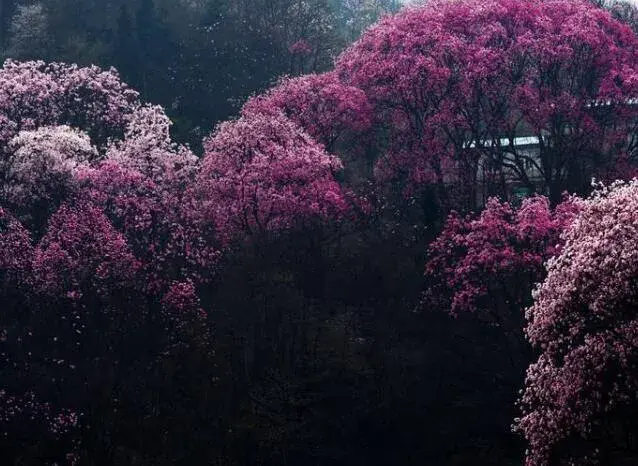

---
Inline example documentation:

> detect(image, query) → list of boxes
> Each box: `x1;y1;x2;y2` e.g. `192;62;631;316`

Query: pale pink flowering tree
0;60;216;294
194;112;349;244
336;0;638;204
0;61;154;231
2;126;97;221
0;60;199;240
242;72;373;152
516;180;638;465
0;60;140;145
0;60;61;135
105;104;198;184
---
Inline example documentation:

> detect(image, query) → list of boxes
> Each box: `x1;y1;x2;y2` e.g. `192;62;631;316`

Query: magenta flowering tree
194;112;349;244
0;207;32;289
6;173;218;462
336;0;638;205
242;72;373;152
31;200;140;300
515;180;638;465
0;60;221;463
76;160;219;291
423;195;581;365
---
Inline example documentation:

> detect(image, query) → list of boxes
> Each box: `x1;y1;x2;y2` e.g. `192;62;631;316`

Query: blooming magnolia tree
2;125;97;226
0;61;218;463
0;61;197;232
31;200;140;299
423;195;581;369
0;207;32;289
194;112;349;244
336;0;638;204
425;195;581;319
75;160;218;290
516;180;638;465
242;72;373;152
0;60;139;145
105;104;198;184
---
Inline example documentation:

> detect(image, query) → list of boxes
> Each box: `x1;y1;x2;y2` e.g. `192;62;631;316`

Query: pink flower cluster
195;112;349;244
516;180;638;465
242;72;373;150
424;195;581;317
31;200;140;299
105;104;198;184
0;60;139;143
335;0;638;195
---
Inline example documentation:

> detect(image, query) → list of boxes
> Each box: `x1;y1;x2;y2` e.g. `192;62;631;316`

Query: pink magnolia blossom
515;179;638;465
194;112;349;244
32;200;140;299
424;195;581;318
336;0;638;200
0;60;139;144
105;105;198;184
242;72;373;150
0;207;32;286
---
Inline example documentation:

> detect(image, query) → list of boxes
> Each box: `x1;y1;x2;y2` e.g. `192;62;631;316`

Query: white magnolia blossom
3;125;97;207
